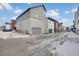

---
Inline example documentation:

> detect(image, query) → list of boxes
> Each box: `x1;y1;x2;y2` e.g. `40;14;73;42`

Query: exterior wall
17;10;30;22
2;26;6;31
16;6;48;35
5;24;11;30
30;6;48;34
16;10;31;34
74;8;79;34
11;20;16;30
16;18;31;34
30;18;48;34
30;7;45;21
48;20;54;33
59;23;64;32
54;22;59;33
59;24;62;32
45;19;49;33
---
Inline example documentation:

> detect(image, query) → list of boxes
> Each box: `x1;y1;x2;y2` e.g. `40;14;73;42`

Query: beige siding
16;10;30;23
30;7;45;21
16;18;31;34
16;10;31;34
23;11;30;19
16;22;21;31
16;6;48;35
29;6;48;34
45;19;49;33
21;18;31;34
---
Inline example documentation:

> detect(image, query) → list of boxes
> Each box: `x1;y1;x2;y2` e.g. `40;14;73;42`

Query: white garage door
32;28;41;35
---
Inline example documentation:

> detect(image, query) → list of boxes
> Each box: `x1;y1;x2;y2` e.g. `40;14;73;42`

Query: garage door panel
32;28;41;35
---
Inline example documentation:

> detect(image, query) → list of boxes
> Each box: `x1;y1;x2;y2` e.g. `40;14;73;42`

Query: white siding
48;20;54;32
5;24;11;30
30;7;45;21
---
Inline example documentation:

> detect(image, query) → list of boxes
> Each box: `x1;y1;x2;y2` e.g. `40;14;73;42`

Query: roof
11;20;16;22
47;17;59;22
16;5;46;19
5;22;11;24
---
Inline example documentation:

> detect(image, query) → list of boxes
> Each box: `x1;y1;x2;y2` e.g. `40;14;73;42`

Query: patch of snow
56;40;79;56
0;31;30;39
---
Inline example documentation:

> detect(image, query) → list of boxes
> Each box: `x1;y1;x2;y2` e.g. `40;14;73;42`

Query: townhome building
16;5;48;35
47;17;60;33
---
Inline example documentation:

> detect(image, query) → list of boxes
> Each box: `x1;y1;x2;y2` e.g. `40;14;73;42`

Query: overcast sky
0;3;78;27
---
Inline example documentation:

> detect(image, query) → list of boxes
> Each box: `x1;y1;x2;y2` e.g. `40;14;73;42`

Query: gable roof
47;17;59;22
16;5;46;19
5;22;11;25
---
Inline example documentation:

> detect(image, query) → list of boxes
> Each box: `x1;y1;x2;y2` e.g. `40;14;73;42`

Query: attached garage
16;5;48;35
32;28;41;35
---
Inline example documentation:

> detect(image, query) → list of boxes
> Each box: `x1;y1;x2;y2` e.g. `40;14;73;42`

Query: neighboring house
2;22;12;31
54;20;59;33
16;5;48;35
11;20;16;30
74;7;79;34
48;17;55;33
2;26;6;31
47;17;59;33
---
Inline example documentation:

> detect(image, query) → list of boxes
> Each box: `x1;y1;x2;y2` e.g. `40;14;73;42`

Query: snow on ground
0;32;63;56
0;31;79;56
56;40;79;56
55;32;79;56
65;32;79;38
0;31;30;39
